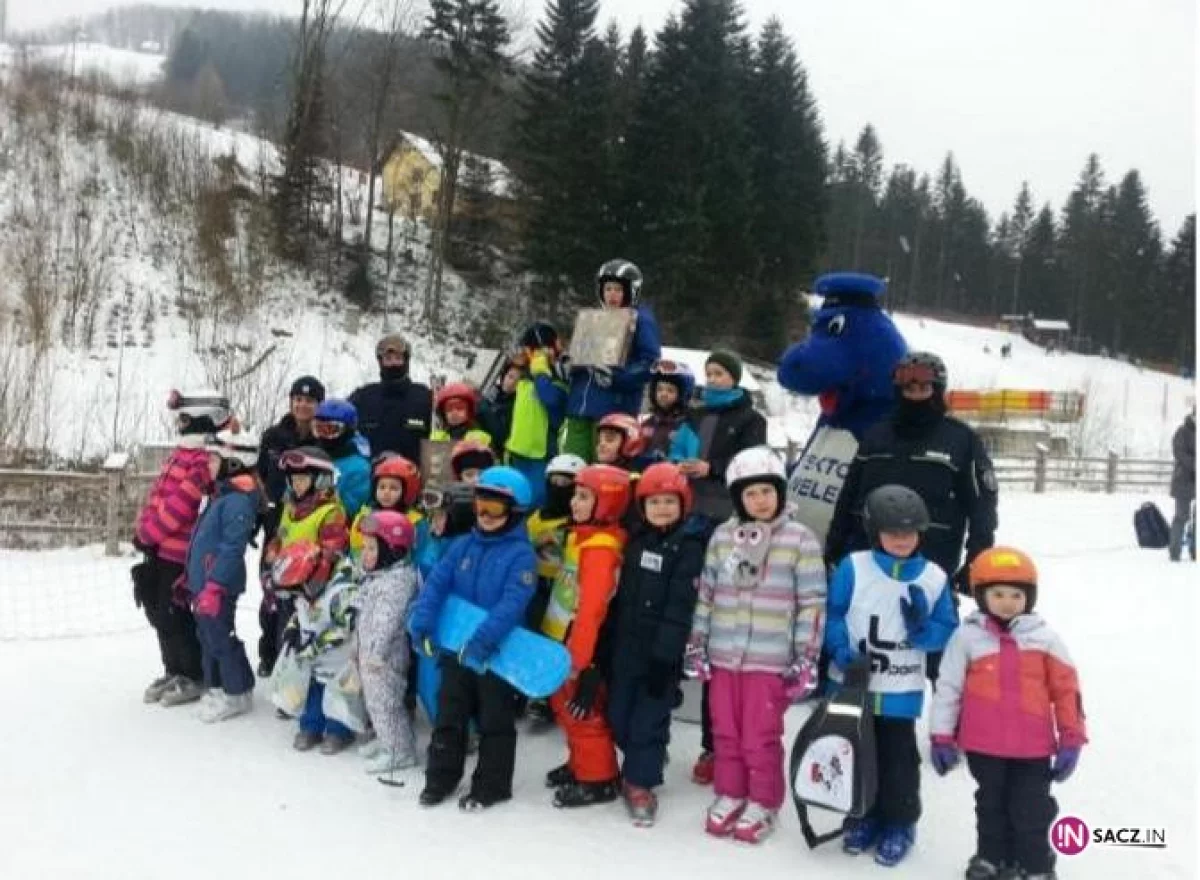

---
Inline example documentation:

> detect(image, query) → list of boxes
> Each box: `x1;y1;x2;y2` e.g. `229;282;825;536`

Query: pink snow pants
710;668;787;810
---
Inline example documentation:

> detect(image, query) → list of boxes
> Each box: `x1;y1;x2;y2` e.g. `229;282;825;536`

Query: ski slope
0;491;1194;879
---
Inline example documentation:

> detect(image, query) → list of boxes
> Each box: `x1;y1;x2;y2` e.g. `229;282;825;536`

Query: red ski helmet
435;382;481;422
575;464;633;525
271;540;322;590
372;453;422;508
595;412;648;460
636;462;693;517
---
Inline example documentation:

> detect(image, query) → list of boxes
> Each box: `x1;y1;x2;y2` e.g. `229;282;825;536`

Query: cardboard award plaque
420;439;456;492
567;308;637;368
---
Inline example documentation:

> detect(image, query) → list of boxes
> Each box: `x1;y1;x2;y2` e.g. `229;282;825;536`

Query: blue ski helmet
650;359;696;401
314;398;358;431
475;465;533;511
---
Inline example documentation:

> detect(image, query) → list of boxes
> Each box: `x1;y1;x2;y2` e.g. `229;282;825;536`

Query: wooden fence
992;449;1172;494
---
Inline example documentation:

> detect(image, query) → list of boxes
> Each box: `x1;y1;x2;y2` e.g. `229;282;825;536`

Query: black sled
788;657;877;849
1134;502;1170;549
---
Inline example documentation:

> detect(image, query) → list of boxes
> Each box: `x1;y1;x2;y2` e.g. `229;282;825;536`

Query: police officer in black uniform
825;351;998;682
349;334;433;464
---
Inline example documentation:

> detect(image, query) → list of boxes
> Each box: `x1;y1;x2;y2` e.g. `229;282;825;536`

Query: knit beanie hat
289;375;326;402
706;349;743;385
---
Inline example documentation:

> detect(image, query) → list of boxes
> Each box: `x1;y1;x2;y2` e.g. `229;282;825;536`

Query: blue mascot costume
777;273;907;542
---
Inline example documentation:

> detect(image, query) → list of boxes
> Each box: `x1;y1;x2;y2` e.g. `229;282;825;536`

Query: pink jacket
931;611;1087;759
135;439;212;564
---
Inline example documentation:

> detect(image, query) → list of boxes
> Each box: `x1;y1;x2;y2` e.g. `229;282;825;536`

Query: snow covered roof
1032;319;1071;332
395;131;516;200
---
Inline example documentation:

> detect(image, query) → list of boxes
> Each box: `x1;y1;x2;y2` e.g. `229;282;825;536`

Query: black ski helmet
595;259;643;306
862;484;930;538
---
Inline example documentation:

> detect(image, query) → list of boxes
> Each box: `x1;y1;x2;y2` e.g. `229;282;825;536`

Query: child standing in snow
502;322;570;507
825;484;958;866
930;547;1087;880
544;464;632;808
408;467;538;811
606;463;705;826
355;511;420;775
348;453;438;576
639;360;701;464
133;388;232;707
187;430;263;723
431;382;492;446
685;446;826;844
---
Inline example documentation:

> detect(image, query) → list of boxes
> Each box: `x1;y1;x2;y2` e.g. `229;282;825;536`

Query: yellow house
379;132;515;223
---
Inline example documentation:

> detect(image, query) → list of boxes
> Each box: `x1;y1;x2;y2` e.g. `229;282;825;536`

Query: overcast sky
11;0;1196;232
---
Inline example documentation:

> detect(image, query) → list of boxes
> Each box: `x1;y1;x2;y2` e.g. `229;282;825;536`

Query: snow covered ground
0;41;166;87
1;491;1194;878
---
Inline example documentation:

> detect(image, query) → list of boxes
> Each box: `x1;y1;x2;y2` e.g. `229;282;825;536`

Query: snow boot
691;750;715;785
198;691;252;723
874;825;916;867
459;790;510;812
319;733;355;755
256;660;274;678
965;856;1011;879
545;763;575;789
732;803;777;844
159;676;205;707
358;737;383;760
292;731;323;752
526;699;555;728
842;816;880;855
419;784;454;807
143;674;173;704
705;796;747;837
553;779;620;808
364;748;418;775
622;783;658;827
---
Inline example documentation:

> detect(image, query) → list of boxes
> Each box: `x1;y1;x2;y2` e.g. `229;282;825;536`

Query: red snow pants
551;678;620;783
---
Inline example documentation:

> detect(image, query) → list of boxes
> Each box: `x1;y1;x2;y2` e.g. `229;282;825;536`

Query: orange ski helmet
575;464;633;525
372;453;422;508
636;462;693;517
969;546;1038;612
435;382;481;421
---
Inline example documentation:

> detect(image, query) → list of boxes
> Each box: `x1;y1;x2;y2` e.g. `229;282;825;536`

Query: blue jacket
567;305;662;419
185;475;261;598
824;549;957;719
409;524;537;655
333;451;371;520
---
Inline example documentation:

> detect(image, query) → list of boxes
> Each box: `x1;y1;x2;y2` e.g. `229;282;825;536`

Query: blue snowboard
412;595;571;700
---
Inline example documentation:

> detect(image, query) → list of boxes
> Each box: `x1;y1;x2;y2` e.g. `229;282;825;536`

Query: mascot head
777;272;907;440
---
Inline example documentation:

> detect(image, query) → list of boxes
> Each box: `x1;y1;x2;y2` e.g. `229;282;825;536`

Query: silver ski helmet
596;259;643;307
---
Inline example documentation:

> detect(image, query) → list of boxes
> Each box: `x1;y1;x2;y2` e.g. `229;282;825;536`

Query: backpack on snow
788;657;878;848
1134;502;1170;549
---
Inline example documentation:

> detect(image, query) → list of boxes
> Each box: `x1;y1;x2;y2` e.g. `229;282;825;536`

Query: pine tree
851;124;884;267
1102;170;1161;353
1161;214;1196;366
1022;203;1062;318
1007;181;1034;312
1058;153;1106;347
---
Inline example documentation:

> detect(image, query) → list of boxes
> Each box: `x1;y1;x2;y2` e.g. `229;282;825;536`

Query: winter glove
782;656;819;704
644;660;676;700
194;583;225;618
567;666;603;720
591;366;613;388
930;735;961;776
1050;745;1081;783
459;636;495;670
952;566;972;596
900;584;931;638
170;574;191;609
682;639;711;682
530;351;552;377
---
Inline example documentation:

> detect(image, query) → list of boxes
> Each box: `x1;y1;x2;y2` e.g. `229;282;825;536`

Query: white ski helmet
726;446;788;521
206;428;260;471
168;388;232;434
546;453;587;479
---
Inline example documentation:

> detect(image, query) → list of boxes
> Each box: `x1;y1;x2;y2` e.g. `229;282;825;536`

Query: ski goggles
279;449;333;472
473;496;511;519
651;359;691;378
892;363;939;387
312;420;345;440
166;388;229;411
421;488;448;510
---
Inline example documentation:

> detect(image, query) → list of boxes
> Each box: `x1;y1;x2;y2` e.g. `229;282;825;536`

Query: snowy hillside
776;310;1195;460
0;42;166;87
1;491;1194;878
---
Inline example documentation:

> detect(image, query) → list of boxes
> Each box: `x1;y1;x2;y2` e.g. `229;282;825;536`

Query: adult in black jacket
255;375;324;675
349;333;433;465
825;352;998;588
1169;408;1195;561
604;463;706;819
683;350;768;527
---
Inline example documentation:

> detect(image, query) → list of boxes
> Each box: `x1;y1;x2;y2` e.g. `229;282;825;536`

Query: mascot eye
826;314;847;337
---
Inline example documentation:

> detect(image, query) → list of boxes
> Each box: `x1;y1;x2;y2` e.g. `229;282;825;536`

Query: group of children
135;362;1086;879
